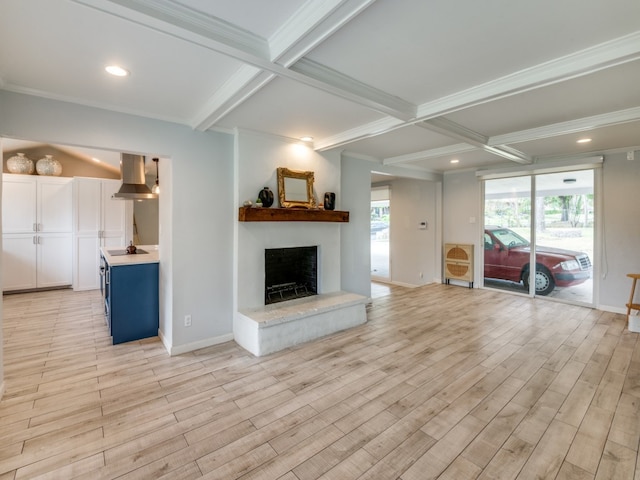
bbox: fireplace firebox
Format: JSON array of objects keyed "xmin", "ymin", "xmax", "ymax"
[{"xmin": 265, "ymin": 246, "xmax": 318, "ymax": 305}]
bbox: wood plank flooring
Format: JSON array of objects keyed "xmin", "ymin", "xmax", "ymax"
[{"xmin": 0, "ymin": 284, "xmax": 639, "ymax": 479}]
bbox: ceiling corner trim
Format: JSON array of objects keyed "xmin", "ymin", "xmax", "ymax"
[
  {"xmin": 314, "ymin": 117, "xmax": 406, "ymax": 151},
  {"xmin": 270, "ymin": 0, "xmax": 376, "ymax": 65},
  {"xmin": 191, "ymin": 65, "xmax": 269, "ymax": 131}
]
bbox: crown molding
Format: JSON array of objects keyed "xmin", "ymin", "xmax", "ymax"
[
  {"xmin": 383, "ymin": 143, "xmax": 477, "ymax": 165},
  {"xmin": 1, "ymin": 83, "xmax": 188, "ymax": 126},
  {"xmin": 489, "ymin": 106, "xmax": 640, "ymax": 146}
]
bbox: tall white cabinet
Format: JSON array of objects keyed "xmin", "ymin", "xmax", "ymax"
[
  {"xmin": 2, "ymin": 174, "xmax": 74, "ymax": 291},
  {"xmin": 73, "ymin": 178, "xmax": 133, "ymax": 290}
]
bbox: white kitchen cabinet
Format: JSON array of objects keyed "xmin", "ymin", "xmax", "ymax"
[
  {"xmin": 3, "ymin": 174, "xmax": 72, "ymax": 234},
  {"xmin": 73, "ymin": 178, "xmax": 133, "ymax": 290},
  {"xmin": 2, "ymin": 174, "xmax": 73, "ymax": 291}
]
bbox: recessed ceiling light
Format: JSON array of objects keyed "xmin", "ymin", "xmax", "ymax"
[
  {"xmin": 105, "ymin": 65, "xmax": 129, "ymax": 77},
  {"xmin": 300, "ymin": 136, "xmax": 313, "ymax": 142},
  {"xmin": 450, "ymin": 159, "xmax": 459, "ymax": 164},
  {"xmin": 576, "ymin": 138, "xmax": 592, "ymax": 144}
]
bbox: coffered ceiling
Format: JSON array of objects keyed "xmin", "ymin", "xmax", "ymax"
[{"xmin": 1, "ymin": 0, "xmax": 639, "ymax": 173}]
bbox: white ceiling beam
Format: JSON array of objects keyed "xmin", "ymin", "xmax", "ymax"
[
  {"xmin": 190, "ymin": 66, "xmax": 273, "ymax": 130},
  {"xmin": 415, "ymin": 31, "xmax": 640, "ymax": 121},
  {"xmin": 489, "ymin": 106, "xmax": 640, "ymax": 146},
  {"xmin": 419, "ymin": 118, "xmax": 531, "ymax": 164},
  {"xmin": 271, "ymin": 0, "xmax": 377, "ymax": 65},
  {"xmin": 315, "ymin": 32, "xmax": 640, "ymax": 152},
  {"xmin": 314, "ymin": 117, "xmax": 406, "ymax": 151},
  {"xmin": 289, "ymin": 59, "xmax": 416, "ymax": 120},
  {"xmin": 193, "ymin": 0, "xmax": 380, "ymax": 130},
  {"xmin": 75, "ymin": 0, "xmax": 418, "ymax": 128},
  {"xmin": 383, "ymin": 144, "xmax": 477, "ymax": 166}
]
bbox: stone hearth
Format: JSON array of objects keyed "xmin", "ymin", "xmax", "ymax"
[{"xmin": 235, "ymin": 291, "xmax": 368, "ymax": 356}]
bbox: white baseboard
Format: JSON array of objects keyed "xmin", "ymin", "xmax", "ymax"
[
  {"xmin": 167, "ymin": 333, "xmax": 235, "ymax": 356},
  {"xmin": 596, "ymin": 304, "xmax": 627, "ymax": 315},
  {"xmin": 390, "ymin": 280, "xmax": 420, "ymax": 288}
]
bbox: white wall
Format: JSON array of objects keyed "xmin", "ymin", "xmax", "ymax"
[
  {"xmin": 0, "ymin": 91, "xmax": 234, "ymax": 356},
  {"xmin": 600, "ymin": 151, "xmax": 640, "ymax": 311},
  {"xmin": 234, "ymin": 131, "xmax": 342, "ymax": 310},
  {"xmin": 388, "ymin": 177, "xmax": 439, "ymax": 286},
  {"xmin": 442, "ymin": 169, "xmax": 483, "ymax": 286}
]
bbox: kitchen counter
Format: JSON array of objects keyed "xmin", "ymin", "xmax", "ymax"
[
  {"xmin": 100, "ymin": 244, "xmax": 159, "ymax": 344},
  {"xmin": 100, "ymin": 244, "xmax": 159, "ymax": 266}
]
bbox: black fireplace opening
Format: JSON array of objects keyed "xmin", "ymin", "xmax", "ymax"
[{"xmin": 265, "ymin": 246, "xmax": 318, "ymax": 305}]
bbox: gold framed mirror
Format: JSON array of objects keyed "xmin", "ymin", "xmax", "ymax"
[{"xmin": 277, "ymin": 167, "xmax": 316, "ymax": 208}]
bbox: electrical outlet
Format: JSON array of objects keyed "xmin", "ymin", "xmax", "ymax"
[
  {"xmin": 419, "ymin": 272, "xmax": 423, "ymax": 279},
  {"xmin": 184, "ymin": 314, "xmax": 192, "ymax": 327}
]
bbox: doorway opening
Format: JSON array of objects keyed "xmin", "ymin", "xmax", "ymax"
[{"xmin": 371, "ymin": 186, "xmax": 390, "ymax": 281}]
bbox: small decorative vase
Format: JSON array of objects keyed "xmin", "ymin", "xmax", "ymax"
[
  {"xmin": 323, "ymin": 192, "xmax": 336, "ymax": 211},
  {"xmin": 258, "ymin": 187, "xmax": 274, "ymax": 207},
  {"xmin": 36, "ymin": 155, "xmax": 62, "ymax": 176},
  {"xmin": 6, "ymin": 152, "xmax": 35, "ymax": 174}
]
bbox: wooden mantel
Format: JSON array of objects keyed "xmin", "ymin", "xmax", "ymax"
[{"xmin": 238, "ymin": 207, "xmax": 349, "ymax": 222}]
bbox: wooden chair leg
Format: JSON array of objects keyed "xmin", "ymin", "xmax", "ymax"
[{"xmin": 627, "ymin": 277, "xmax": 638, "ymax": 316}]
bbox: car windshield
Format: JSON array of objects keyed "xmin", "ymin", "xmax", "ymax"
[{"xmin": 492, "ymin": 228, "xmax": 529, "ymax": 248}]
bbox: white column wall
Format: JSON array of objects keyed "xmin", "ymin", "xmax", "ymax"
[{"xmin": 234, "ymin": 131, "xmax": 342, "ymax": 310}]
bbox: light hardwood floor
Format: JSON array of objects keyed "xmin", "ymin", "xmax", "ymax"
[{"xmin": 1, "ymin": 285, "xmax": 639, "ymax": 479}]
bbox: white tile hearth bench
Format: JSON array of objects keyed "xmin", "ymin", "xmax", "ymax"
[{"xmin": 235, "ymin": 291, "xmax": 369, "ymax": 356}]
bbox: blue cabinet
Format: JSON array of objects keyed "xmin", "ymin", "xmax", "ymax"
[{"xmin": 104, "ymin": 258, "xmax": 159, "ymax": 344}]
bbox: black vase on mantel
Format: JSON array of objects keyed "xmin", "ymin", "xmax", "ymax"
[
  {"xmin": 258, "ymin": 187, "xmax": 274, "ymax": 207},
  {"xmin": 323, "ymin": 192, "xmax": 336, "ymax": 211}
]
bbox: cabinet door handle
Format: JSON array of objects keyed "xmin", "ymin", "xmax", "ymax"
[
  {"xmin": 33, "ymin": 223, "xmax": 37, "ymax": 232},
  {"xmin": 106, "ymin": 270, "xmax": 110, "ymax": 285},
  {"xmin": 38, "ymin": 236, "xmax": 42, "ymax": 244},
  {"xmin": 33, "ymin": 236, "xmax": 37, "ymax": 244}
]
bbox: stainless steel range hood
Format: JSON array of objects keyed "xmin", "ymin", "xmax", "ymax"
[{"xmin": 113, "ymin": 153, "xmax": 158, "ymax": 200}]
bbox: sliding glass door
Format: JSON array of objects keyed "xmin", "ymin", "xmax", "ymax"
[
  {"xmin": 534, "ymin": 171, "xmax": 593, "ymax": 304},
  {"xmin": 484, "ymin": 176, "xmax": 532, "ymax": 295},
  {"xmin": 483, "ymin": 169, "xmax": 594, "ymax": 305}
]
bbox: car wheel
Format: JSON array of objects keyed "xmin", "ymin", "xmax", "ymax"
[{"xmin": 522, "ymin": 265, "xmax": 555, "ymax": 296}]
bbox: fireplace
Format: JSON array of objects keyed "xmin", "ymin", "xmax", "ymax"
[{"xmin": 265, "ymin": 246, "xmax": 318, "ymax": 305}]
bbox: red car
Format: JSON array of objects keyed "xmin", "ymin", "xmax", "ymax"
[{"xmin": 484, "ymin": 226, "xmax": 592, "ymax": 295}]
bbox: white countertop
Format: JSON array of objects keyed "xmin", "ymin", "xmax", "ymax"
[{"xmin": 100, "ymin": 245, "xmax": 159, "ymax": 266}]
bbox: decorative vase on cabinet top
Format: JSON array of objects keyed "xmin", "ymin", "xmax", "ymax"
[
  {"xmin": 6, "ymin": 152, "xmax": 35, "ymax": 174},
  {"xmin": 36, "ymin": 155, "xmax": 62, "ymax": 176}
]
